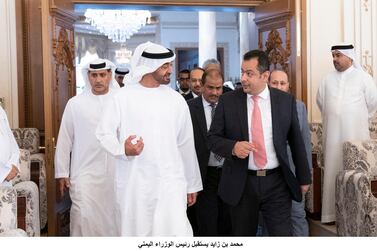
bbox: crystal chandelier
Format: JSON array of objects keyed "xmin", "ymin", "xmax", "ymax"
[{"xmin": 84, "ymin": 9, "xmax": 151, "ymax": 43}]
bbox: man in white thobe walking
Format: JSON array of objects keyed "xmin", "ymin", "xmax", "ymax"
[
  {"xmin": 0, "ymin": 106, "xmax": 19, "ymax": 187},
  {"xmin": 96, "ymin": 41, "xmax": 203, "ymax": 236},
  {"xmin": 316, "ymin": 43, "xmax": 377, "ymax": 223},
  {"xmin": 55, "ymin": 58, "xmax": 119, "ymax": 236}
]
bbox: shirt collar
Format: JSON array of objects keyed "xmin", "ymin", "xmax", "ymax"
[
  {"xmin": 178, "ymin": 88, "xmax": 191, "ymax": 95},
  {"xmin": 246, "ymin": 84, "xmax": 269, "ymax": 100},
  {"xmin": 202, "ymin": 96, "xmax": 216, "ymax": 107}
]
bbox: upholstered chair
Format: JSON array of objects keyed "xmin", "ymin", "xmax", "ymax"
[
  {"xmin": 336, "ymin": 140, "xmax": 377, "ymax": 236},
  {"xmin": 305, "ymin": 123, "xmax": 324, "ymax": 219},
  {"xmin": 0, "ymin": 187, "xmax": 27, "ymax": 237},
  {"xmin": 11, "ymin": 149, "xmax": 41, "ymax": 236},
  {"xmin": 12, "ymin": 128, "xmax": 47, "ymax": 229}
]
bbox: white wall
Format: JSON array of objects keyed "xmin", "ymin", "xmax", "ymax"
[
  {"xmin": 306, "ymin": 0, "xmax": 343, "ymax": 122},
  {"xmin": 248, "ymin": 12, "xmax": 259, "ymax": 50},
  {"xmin": 0, "ymin": 0, "xmax": 18, "ymax": 127},
  {"xmin": 159, "ymin": 11, "xmax": 240, "ymax": 87}
]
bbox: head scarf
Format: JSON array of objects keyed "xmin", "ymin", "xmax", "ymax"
[
  {"xmin": 81, "ymin": 58, "xmax": 120, "ymax": 92},
  {"xmin": 331, "ymin": 43, "xmax": 362, "ymax": 70},
  {"xmin": 123, "ymin": 41, "xmax": 175, "ymax": 84},
  {"xmin": 115, "ymin": 67, "xmax": 130, "ymax": 76}
]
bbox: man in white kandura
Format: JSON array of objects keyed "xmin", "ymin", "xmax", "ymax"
[
  {"xmin": 0, "ymin": 106, "xmax": 19, "ymax": 187},
  {"xmin": 55, "ymin": 58, "xmax": 120, "ymax": 236},
  {"xmin": 96, "ymin": 41, "xmax": 203, "ymax": 236},
  {"xmin": 316, "ymin": 43, "xmax": 377, "ymax": 223}
]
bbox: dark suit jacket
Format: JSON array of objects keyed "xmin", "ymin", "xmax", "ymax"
[
  {"xmin": 183, "ymin": 92, "xmax": 194, "ymax": 101},
  {"xmin": 208, "ymin": 87, "xmax": 311, "ymax": 206},
  {"xmin": 188, "ymin": 96, "xmax": 211, "ymax": 180},
  {"xmin": 176, "ymin": 89, "xmax": 194, "ymax": 101}
]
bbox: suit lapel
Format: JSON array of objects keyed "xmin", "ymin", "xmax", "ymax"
[
  {"xmin": 193, "ymin": 97, "xmax": 208, "ymax": 138},
  {"xmin": 237, "ymin": 89, "xmax": 249, "ymax": 140},
  {"xmin": 269, "ymin": 87, "xmax": 280, "ymax": 140}
]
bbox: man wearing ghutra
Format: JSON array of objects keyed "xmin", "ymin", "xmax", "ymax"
[
  {"xmin": 316, "ymin": 43, "xmax": 377, "ymax": 223},
  {"xmin": 114, "ymin": 67, "xmax": 129, "ymax": 87},
  {"xmin": 96, "ymin": 41, "xmax": 203, "ymax": 236},
  {"xmin": 55, "ymin": 58, "xmax": 120, "ymax": 236}
]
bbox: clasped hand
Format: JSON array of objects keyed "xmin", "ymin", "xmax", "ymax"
[{"xmin": 124, "ymin": 135, "xmax": 144, "ymax": 156}]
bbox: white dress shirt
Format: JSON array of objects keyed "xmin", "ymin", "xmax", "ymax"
[
  {"xmin": 202, "ymin": 96, "xmax": 224, "ymax": 167},
  {"xmin": 178, "ymin": 88, "xmax": 191, "ymax": 96},
  {"xmin": 247, "ymin": 85, "xmax": 279, "ymax": 170}
]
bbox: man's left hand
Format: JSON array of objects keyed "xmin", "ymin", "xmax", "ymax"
[
  {"xmin": 300, "ymin": 184, "xmax": 310, "ymax": 194},
  {"xmin": 187, "ymin": 192, "xmax": 198, "ymax": 207}
]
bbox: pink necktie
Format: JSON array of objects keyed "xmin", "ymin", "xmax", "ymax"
[{"xmin": 251, "ymin": 96, "xmax": 267, "ymax": 169}]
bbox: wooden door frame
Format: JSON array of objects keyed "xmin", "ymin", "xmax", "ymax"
[
  {"xmin": 43, "ymin": 0, "xmax": 309, "ymax": 236},
  {"xmin": 42, "ymin": 0, "xmax": 77, "ymax": 236},
  {"xmin": 41, "ymin": 0, "xmax": 55, "ymax": 236}
]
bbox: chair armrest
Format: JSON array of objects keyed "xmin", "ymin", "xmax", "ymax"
[
  {"xmin": 14, "ymin": 181, "xmax": 40, "ymax": 236},
  {"xmin": 30, "ymin": 153, "xmax": 47, "ymax": 229},
  {"xmin": 0, "ymin": 228, "xmax": 27, "ymax": 236},
  {"xmin": 12, "ymin": 149, "xmax": 31, "ymax": 185},
  {"xmin": 343, "ymin": 140, "xmax": 377, "ymax": 173},
  {"xmin": 336, "ymin": 169, "xmax": 377, "ymax": 236},
  {"xmin": 0, "ymin": 187, "xmax": 17, "ymax": 234}
]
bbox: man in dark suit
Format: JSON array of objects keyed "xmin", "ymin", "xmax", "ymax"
[
  {"xmin": 208, "ymin": 50, "xmax": 311, "ymax": 236},
  {"xmin": 177, "ymin": 69, "xmax": 194, "ymax": 100},
  {"xmin": 188, "ymin": 69, "xmax": 231, "ymax": 236}
]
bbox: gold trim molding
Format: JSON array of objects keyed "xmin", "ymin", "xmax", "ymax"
[
  {"xmin": 362, "ymin": 50, "xmax": 373, "ymax": 76},
  {"xmin": 264, "ymin": 29, "xmax": 290, "ymax": 73},
  {"xmin": 53, "ymin": 28, "xmax": 74, "ymax": 71},
  {"xmin": 363, "ymin": 0, "xmax": 369, "ymax": 12}
]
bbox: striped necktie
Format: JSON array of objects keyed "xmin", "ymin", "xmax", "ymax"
[{"xmin": 210, "ymin": 103, "xmax": 223, "ymax": 162}]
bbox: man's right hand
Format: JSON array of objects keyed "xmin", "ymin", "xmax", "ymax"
[
  {"xmin": 232, "ymin": 141, "xmax": 256, "ymax": 159},
  {"xmin": 58, "ymin": 178, "xmax": 70, "ymax": 199},
  {"xmin": 5, "ymin": 165, "xmax": 18, "ymax": 181},
  {"xmin": 124, "ymin": 135, "xmax": 144, "ymax": 156}
]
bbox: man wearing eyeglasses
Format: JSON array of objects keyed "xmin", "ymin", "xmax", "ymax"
[{"xmin": 177, "ymin": 69, "xmax": 194, "ymax": 100}]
